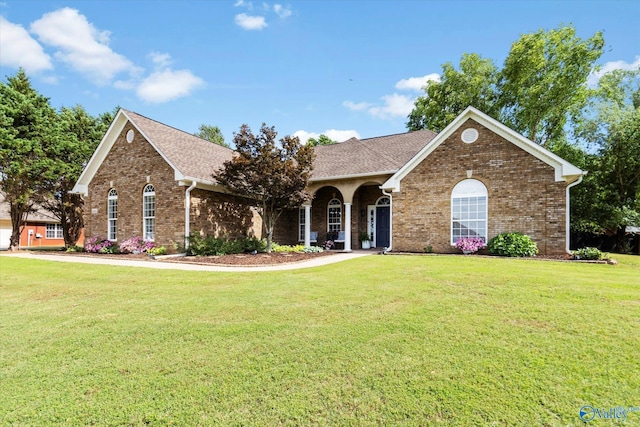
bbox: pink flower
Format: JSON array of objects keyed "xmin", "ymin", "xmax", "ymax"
[{"xmin": 455, "ymin": 237, "xmax": 485, "ymax": 253}]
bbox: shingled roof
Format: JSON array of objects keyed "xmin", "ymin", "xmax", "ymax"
[
  {"xmin": 73, "ymin": 108, "xmax": 438, "ymax": 195},
  {"xmin": 124, "ymin": 110, "xmax": 437, "ymax": 182},
  {"xmin": 122, "ymin": 110, "xmax": 234, "ymax": 182},
  {"xmin": 311, "ymin": 129, "xmax": 437, "ymax": 180}
]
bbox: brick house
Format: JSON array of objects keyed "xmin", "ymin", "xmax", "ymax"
[
  {"xmin": 0, "ymin": 194, "xmax": 84, "ymax": 249},
  {"xmin": 72, "ymin": 107, "xmax": 584, "ymax": 255}
]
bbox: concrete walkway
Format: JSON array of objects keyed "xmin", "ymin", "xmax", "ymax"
[{"xmin": 1, "ymin": 250, "xmax": 373, "ymax": 272}]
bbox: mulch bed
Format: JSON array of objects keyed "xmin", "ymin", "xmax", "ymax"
[
  {"xmin": 29, "ymin": 250, "xmax": 616, "ymax": 266},
  {"xmin": 45, "ymin": 250, "xmax": 337, "ymax": 266},
  {"xmin": 161, "ymin": 251, "xmax": 337, "ymax": 266}
]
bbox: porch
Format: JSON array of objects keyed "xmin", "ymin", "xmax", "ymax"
[{"xmin": 297, "ymin": 184, "xmax": 392, "ymax": 252}]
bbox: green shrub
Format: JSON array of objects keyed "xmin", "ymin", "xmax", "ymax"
[
  {"xmin": 572, "ymin": 247, "xmax": 604, "ymax": 260},
  {"xmin": 147, "ymin": 246, "xmax": 167, "ymax": 256},
  {"xmin": 187, "ymin": 234, "xmax": 266, "ymax": 256},
  {"xmin": 303, "ymin": 246, "xmax": 324, "ymax": 253},
  {"xmin": 272, "ymin": 243, "xmax": 306, "ymax": 253},
  {"xmin": 487, "ymin": 232, "xmax": 538, "ymax": 257}
]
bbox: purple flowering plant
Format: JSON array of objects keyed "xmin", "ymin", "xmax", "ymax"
[
  {"xmin": 84, "ymin": 236, "xmax": 117, "ymax": 254},
  {"xmin": 119, "ymin": 236, "xmax": 155, "ymax": 254},
  {"xmin": 455, "ymin": 237, "xmax": 485, "ymax": 254}
]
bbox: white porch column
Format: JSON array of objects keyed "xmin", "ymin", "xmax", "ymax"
[
  {"xmin": 344, "ymin": 202, "xmax": 352, "ymax": 252},
  {"xmin": 303, "ymin": 204, "xmax": 311, "ymax": 247}
]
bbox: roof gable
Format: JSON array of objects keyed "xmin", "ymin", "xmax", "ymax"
[
  {"xmin": 382, "ymin": 106, "xmax": 585, "ymax": 192},
  {"xmin": 72, "ymin": 109, "xmax": 233, "ymax": 195}
]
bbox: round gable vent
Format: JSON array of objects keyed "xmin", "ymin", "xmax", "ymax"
[
  {"xmin": 126, "ymin": 129, "xmax": 135, "ymax": 143},
  {"xmin": 461, "ymin": 128, "xmax": 479, "ymax": 144}
]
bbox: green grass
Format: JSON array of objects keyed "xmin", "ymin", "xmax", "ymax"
[{"xmin": 1, "ymin": 254, "xmax": 639, "ymax": 426}]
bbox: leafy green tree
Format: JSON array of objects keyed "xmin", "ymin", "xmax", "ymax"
[
  {"xmin": 194, "ymin": 124, "xmax": 228, "ymax": 148},
  {"xmin": 38, "ymin": 105, "xmax": 113, "ymax": 247},
  {"xmin": 407, "ymin": 53, "xmax": 500, "ymax": 132},
  {"xmin": 571, "ymin": 69, "xmax": 640, "ymax": 250},
  {"xmin": 407, "ymin": 26, "xmax": 605, "ymax": 148},
  {"xmin": 214, "ymin": 124, "xmax": 314, "ymax": 253},
  {"xmin": 307, "ymin": 134, "xmax": 338, "ymax": 147},
  {"xmin": 0, "ymin": 69, "xmax": 57, "ymax": 250},
  {"xmin": 499, "ymin": 26, "xmax": 604, "ymax": 147}
]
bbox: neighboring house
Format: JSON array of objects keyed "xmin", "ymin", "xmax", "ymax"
[
  {"xmin": 72, "ymin": 107, "xmax": 584, "ymax": 255},
  {"xmin": 0, "ymin": 194, "xmax": 82, "ymax": 249}
]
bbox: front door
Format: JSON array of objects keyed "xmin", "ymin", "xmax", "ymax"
[{"xmin": 376, "ymin": 205, "xmax": 390, "ymax": 248}]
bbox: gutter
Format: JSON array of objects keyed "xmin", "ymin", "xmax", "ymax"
[
  {"xmin": 184, "ymin": 181, "xmax": 197, "ymax": 250},
  {"xmin": 565, "ymin": 174, "xmax": 585, "ymax": 254},
  {"xmin": 381, "ymin": 187, "xmax": 393, "ymax": 253}
]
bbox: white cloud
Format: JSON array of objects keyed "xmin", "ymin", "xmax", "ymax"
[
  {"xmin": 325, "ymin": 129, "xmax": 360, "ymax": 142},
  {"xmin": 344, "ymin": 73, "xmax": 437, "ymax": 120},
  {"xmin": 149, "ymin": 52, "xmax": 172, "ymax": 68},
  {"xmin": 293, "ymin": 129, "xmax": 360, "ymax": 144},
  {"xmin": 235, "ymin": 13, "xmax": 267, "ymax": 30},
  {"xmin": 367, "ymin": 93, "xmax": 415, "ymax": 120},
  {"xmin": 343, "ymin": 100, "xmax": 372, "ymax": 111},
  {"xmin": 345, "ymin": 94, "xmax": 415, "ymax": 120},
  {"xmin": 29, "ymin": 7, "xmax": 134, "ymax": 84},
  {"xmin": 113, "ymin": 79, "xmax": 136, "ymax": 90},
  {"xmin": 234, "ymin": 0, "xmax": 253, "ymax": 8},
  {"xmin": 0, "ymin": 16, "xmax": 52, "ymax": 73},
  {"xmin": 395, "ymin": 73, "xmax": 440, "ymax": 91},
  {"xmin": 136, "ymin": 69, "xmax": 204, "ymax": 103},
  {"xmin": 274, "ymin": 4, "xmax": 292, "ymax": 18},
  {"xmin": 588, "ymin": 56, "xmax": 640, "ymax": 87}
]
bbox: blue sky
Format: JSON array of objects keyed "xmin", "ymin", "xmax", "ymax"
[{"xmin": 1, "ymin": 0, "xmax": 638, "ymax": 145}]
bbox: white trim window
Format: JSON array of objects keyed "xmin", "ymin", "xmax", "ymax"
[
  {"xmin": 327, "ymin": 198, "xmax": 342, "ymax": 232},
  {"xmin": 107, "ymin": 188, "xmax": 118, "ymax": 241},
  {"xmin": 298, "ymin": 207, "xmax": 305, "ymax": 242},
  {"xmin": 451, "ymin": 179, "xmax": 488, "ymax": 244},
  {"xmin": 143, "ymin": 184, "xmax": 155, "ymax": 241},
  {"xmin": 46, "ymin": 223, "xmax": 63, "ymax": 239}
]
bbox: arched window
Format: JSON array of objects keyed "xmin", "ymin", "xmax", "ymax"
[
  {"xmin": 107, "ymin": 188, "xmax": 118, "ymax": 241},
  {"xmin": 451, "ymin": 179, "xmax": 487, "ymax": 245},
  {"xmin": 143, "ymin": 184, "xmax": 155, "ymax": 241},
  {"xmin": 376, "ymin": 196, "xmax": 390, "ymax": 206},
  {"xmin": 327, "ymin": 198, "xmax": 342, "ymax": 232}
]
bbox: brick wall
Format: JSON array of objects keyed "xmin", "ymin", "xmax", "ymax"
[
  {"xmin": 84, "ymin": 123, "xmax": 261, "ymax": 250},
  {"xmin": 84, "ymin": 124, "xmax": 186, "ymax": 248},
  {"xmin": 190, "ymin": 189, "xmax": 262, "ymax": 239},
  {"xmin": 393, "ymin": 119, "xmax": 567, "ymax": 255}
]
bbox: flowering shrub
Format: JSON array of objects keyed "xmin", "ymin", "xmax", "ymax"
[
  {"xmin": 455, "ymin": 237, "xmax": 485, "ymax": 253},
  {"xmin": 324, "ymin": 240, "xmax": 335, "ymax": 250},
  {"xmin": 84, "ymin": 236, "xmax": 118, "ymax": 254},
  {"xmin": 119, "ymin": 236, "xmax": 155, "ymax": 254}
]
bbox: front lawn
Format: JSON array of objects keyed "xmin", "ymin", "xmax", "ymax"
[{"xmin": 1, "ymin": 254, "xmax": 638, "ymax": 426}]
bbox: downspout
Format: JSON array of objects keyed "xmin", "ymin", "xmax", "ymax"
[
  {"xmin": 381, "ymin": 188, "xmax": 393, "ymax": 253},
  {"xmin": 184, "ymin": 181, "xmax": 197, "ymax": 250},
  {"xmin": 565, "ymin": 174, "xmax": 584, "ymax": 254}
]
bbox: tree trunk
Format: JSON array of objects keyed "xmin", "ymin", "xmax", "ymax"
[
  {"xmin": 8, "ymin": 201, "xmax": 30, "ymax": 251},
  {"xmin": 62, "ymin": 193, "xmax": 84, "ymax": 248}
]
